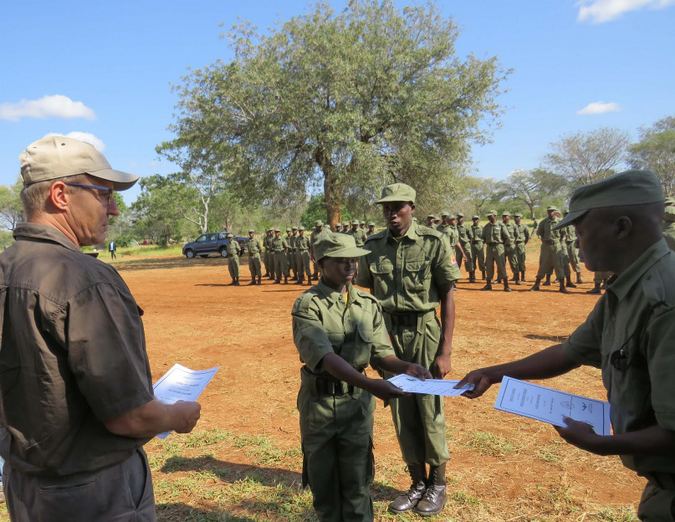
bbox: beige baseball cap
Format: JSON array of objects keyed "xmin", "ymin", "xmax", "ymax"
[{"xmin": 19, "ymin": 135, "xmax": 139, "ymax": 190}]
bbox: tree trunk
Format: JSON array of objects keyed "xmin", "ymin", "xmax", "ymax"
[{"xmin": 316, "ymin": 146, "xmax": 341, "ymax": 228}]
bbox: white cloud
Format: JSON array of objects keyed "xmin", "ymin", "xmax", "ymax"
[
  {"xmin": 578, "ymin": 0, "xmax": 675, "ymax": 23},
  {"xmin": 46, "ymin": 132, "xmax": 106, "ymax": 151},
  {"xmin": 0, "ymin": 95, "xmax": 95, "ymax": 121},
  {"xmin": 577, "ymin": 101, "xmax": 621, "ymax": 115}
]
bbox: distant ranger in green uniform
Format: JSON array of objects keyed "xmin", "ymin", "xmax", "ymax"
[
  {"xmin": 457, "ymin": 213, "xmax": 475, "ymax": 281},
  {"xmin": 459, "ymin": 170, "xmax": 675, "ymax": 521},
  {"xmin": 513, "ymin": 213, "xmax": 530, "ymax": 282},
  {"xmin": 349, "ymin": 219, "xmax": 368, "ymax": 247},
  {"xmin": 263, "ymin": 228, "xmax": 274, "ymax": 279},
  {"xmin": 271, "ymin": 228, "xmax": 289, "ymax": 284},
  {"xmin": 366, "ymin": 222, "xmax": 376, "ymax": 237},
  {"xmin": 663, "ymin": 197, "xmax": 675, "ymax": 251},
  {"xmin": 530, "ymin": 206, "xmax": 569, "ymax": 293},
  {"xmin": 288, "ymin": 227, "xmax": 298, "ymax": 281},
  {"xmin": 470, "ymin": 215, "xmax": 486, "ymax": 280},
  {"xmin": 356, "ymin": 183, "xmax": 460, "ymax": 517},
  {"xmin": 296, "ymin": 226, "xmax": 312, "ymax": 285},
  {"xmin": 246, "ymin": 229, "xmax": 263, "ymax": 285},
  {"xmin": 425, "ymin": 214, "xmax": 436, "ymax": 227},
  {"xmin": 293, "ymin": 232, "xmax": 431, "ymax": 522},
  {"xmin": 501, "ymin": 212, "xmax": 520, "ymax": 284},
  {"xmin": 310, "ymin": 220, "xmax": 324, "ymax": 280},
  {"xmin": 481, "ymin": 210, "xmax": 512, "ymax": 292},
  {"xmin": 226, "ymin": 232, "xmax": 241, "ymax": 286}
]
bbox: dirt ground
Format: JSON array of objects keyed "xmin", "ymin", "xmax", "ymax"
[{"xmin": 1, "ymin": 249, "xmax": 641, "ymax": 521}]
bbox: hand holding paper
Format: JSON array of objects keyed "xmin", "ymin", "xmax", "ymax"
[{"xmin": 387, "ymin": 374, "xmax": 474, "ymax": 397}]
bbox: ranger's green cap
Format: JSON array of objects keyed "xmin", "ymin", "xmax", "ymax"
[
  {"xmin": 314, "ymin": 220, "xmax": 323, "ymax": 227},
  {"xmin": 441, "ymin": 211, "xmax": 450, "ymax": 217},
  {"xmin": 286, "ymin": 227, "xmax": 292, "ymax": 232},
  {"xmin": 274, "ymin": 228, "xmax": 280, "ymax": 232},
  {"xmin": 472, "ymin": 215, "xmax": 479, "ymax": 220},
  {"xmin": 227, "ymin": 233, "xmax": 234, "ymax": 238},
  {"xmin": 376, "ymin": 182, "xmax": 416, "ymax": 204},
  {"xmin": 248, "ymin": 229, "xmax": 255, "ymax": 233},
  {"xmin": 554, "ymin": 169, "xmax": 665, "ymax": 230},
  {"xmin": 368, "ymin": 222, "xmax": 375, "ymax": 227},
  {"xmin": 457, "ymin": 212, "xmax": 464, "ymax": 218},
  {"xmin": 502, "ymin": 211, "xmax": 510, "ymax": 217},
  {"xmin": 486, "ymin": 210, "xmax": 497, "ymax": 216},
  {"xmin": 352, "ymin": 219, "xmax": 360, "ymax": 225},
  {"xmin": 547, "ymin": 206, "xmax": 558, "ymax": 212},
  {"xmin": 360, "ymin": 221, "xmax": 366, "ymax": 225},
  {"xmin": 448, "ymin": 214, "xmax": 457, "ymax": 220},
  {"xmin": 426, "ymin": 214, "xmax": 436, "ymax": 219},
  {"xmin": 342, "ymin": 222, "xmax": 349, "ymax": 228},
  {"xmin": 298, "ymin": 226, "xmax": 305, "ymax": 231},
  {"xmin": 292, "ymin": 226, "xmax": 298, "ymax": 230},
  {"xmin": 665, "ymin": 197, "xmax": 675, "ymax": 207},
  {"xmin": 514, "ymin": 213, "xmax": 522, "ymax": 218},
  {"xmin": 313, "ymin": 232, "xmax": 370, "ymax": 262}
]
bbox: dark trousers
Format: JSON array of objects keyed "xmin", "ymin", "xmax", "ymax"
[
  {"xmin": 638, "ymin": 472, "xmax": 675, "ymax": 521},
  {"xmin": 4, "ymin": 448, "xmax": 156, "ymax": 522}
]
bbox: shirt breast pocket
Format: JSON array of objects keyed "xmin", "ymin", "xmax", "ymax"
[
  {"xmin": 369, "ymin": 260, "xmax": 394, "ymax": 297},
  {"xmin": 403, "ymin": 259, "xmax": 431, "ymax": 292}
]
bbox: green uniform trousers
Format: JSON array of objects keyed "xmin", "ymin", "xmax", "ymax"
[
  {"xmin": 298, "ymin": 371, "xmax": 374, "ymax": 522},
  {"xmin": 515, "ymin": 242, "xmax": 527, "ymax": 272},
  {"xmin": 248, "ymin": 254, "xmax": 262, "ymax": 279},
  {"xmin": 471, "ymin": 242, "xmax": 485, "ymax": 272},
  {"xmin": 385, "ymin": 311, "xmax": 449, "ymax": 467},
  {"xmin": 4, "ymin": 448, "xmax": 156, "ymax": 522},
  {"xmin": 460, "ymin": 241, "xmax": 474, "ymax": 272},
  {"xmin": 566, "ymin": 241, "xmax": 581, "ymax": 274},
  {"xmin": 273, "ymin": 251, "xmax": 288, "ymax": 281},
  {"xmin": 228, "ymin": 255, "xmax": 240, "ymax": 280},
  {"xmin": 485, "ymin": 243, "xmax": 507, "ymax": 282},
  {"xmin": 263, "ymin": 251, "xmax": 271, "ymax": 275},
  {"xmin": 298, "ymin": 251, "xmax": 312, "ymax": 282},
  {"xmin": 536, "ymin": 241, "xmax": 565, "ymax": 280},
  {"xmin": 504, "ymin": 243, "xmax": 519, "ymax": 274},
  {"xmin": 286, "ymin": 251, "xmax": 296, "ymax": 277},
  {"xmin": 637, "ymin": 472, "xmax": 675, "ymax": 521}
]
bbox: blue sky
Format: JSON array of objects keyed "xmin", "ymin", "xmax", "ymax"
[{"xmin": 1, "ymin": 0, "xmax": 674, "ymax": 203}]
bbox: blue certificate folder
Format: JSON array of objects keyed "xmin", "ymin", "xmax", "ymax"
[{"xmin": 495, "ymin": 376, "xmax": 612, "ymax": 436}]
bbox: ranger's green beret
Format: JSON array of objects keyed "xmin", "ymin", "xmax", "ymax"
[
  {"xmin": 313, "ymin": 232, "xmax": 370, "ymax": 262},
  {"xmin": 376, "ymin": 183, "xmax": 416, "ymax": 204},
  {"xmin": 555, "ymin": 170, "xmax": 664, "ymax": 229}
]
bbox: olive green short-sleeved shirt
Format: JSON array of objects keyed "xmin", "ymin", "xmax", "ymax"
[
  {"xmin": 355, "ymin": 223, "xmax": 460, "ymax": 314},
  {"xmin": 562, "ymin": 240, "xmax": 675, "ymax": 474},
  {"xmin": 0, "ymin": 224, "xmax": 154, "ymax": 476},
  {"xmin": 247, "ymin": 238, "xmax": 263, "ymax": 257},
  {"xmin": 292, "ymin": 281, "xmax": 395, "ymax": 373}
]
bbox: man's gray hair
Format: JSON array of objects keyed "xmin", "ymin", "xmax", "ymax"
[{"xmin": 20, "ymin": 174, "xmax": 89, "ymax": 217}]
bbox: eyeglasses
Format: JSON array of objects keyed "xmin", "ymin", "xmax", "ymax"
[{"xmin": 65, "ymin": 182, "xmax": 115, "ymax": 205}]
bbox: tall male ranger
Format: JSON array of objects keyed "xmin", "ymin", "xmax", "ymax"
[
  {"xmin": 356, "ymin": 183, "xmax": 460, "ymax": 516},
  {"xmin": 0, "ymin": 136, "xmax": 201, "ymax": 521}
]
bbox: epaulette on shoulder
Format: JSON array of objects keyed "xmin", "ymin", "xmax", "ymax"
[
  {"xmin": 292, "ymin": 287, "xmax": 321, "ymax": 314},
  {"xmin": 417, "ymin": 224, "xmax": 442, "ymax": 239},
  {"xmin": 354, "ymin": 288, "xmax": 379, "ymax": 304},
  {"xmin": 364, "ymin": 230, "xmax": 386, "ymax": 243}
]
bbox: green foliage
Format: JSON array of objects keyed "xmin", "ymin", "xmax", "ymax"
[
  {"xmin": 300, "ymin": 194, "xmax": 354, "ymax": 228},
  {"xmin": 498, "ymin": 168, "xmax": 567, "ymax": 218},
  {"xmin": 629, "ymin": 116, "xmax": 675, "ymax": 195},
  {"xmin": 0, "ymin": 179, "xmax": 24, "ymax": 230},
  {"xmin": 161, "ymin": 0, "xmax": 507, "ymax": 226},
  {"xmin": 0, "ymin": 229, "xmax": 14, "ymax": 250}
]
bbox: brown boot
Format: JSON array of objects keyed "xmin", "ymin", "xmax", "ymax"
[
  {"xmin": 389, "ymin": 464, "xmax": 427, "ymax": 514},
  {"xmin": 414, "ymin": 463, "xmax": 447, "ymax": 517}
]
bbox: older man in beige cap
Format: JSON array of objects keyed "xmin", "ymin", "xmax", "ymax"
[
  {"xmin": 458, "ymin": 170, "xmax": 675, "ymax": 520},
  {"xmin": 0, "ymin": 135, "xmax": 201, "ymax": 522},
  {"xmin": 356, "ymin": 183, "xmax": 461, "ymax": 516}
]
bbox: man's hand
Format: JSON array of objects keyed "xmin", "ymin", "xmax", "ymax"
[
  {"xmin": 367, "ymin": 379, "xmax": 408, "ymax": 401},
  {"xmin": 455, "ymin": 368, "xmax": 495, "ymax": 399},
  {"xmin": 172, "ymin": 401, "xmax": 201, "ymax": 433},
  {"xmin": 431, "ymin": 353, "xmax": 452, "ymax": 379},
  {"xmin": 553, "ymin": 417, "xmax": 606, "ymax": 455},
  {"xmin": 405, "ymin": 363, "xmax": 432, "ymax": 380}
]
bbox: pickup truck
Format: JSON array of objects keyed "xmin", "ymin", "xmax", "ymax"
[{"xmin": 182, "ymin": 232, "xmax": 249, "ymax": 259}]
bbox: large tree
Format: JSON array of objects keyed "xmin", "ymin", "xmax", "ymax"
[
  {"xmin": 545, "ymin": 128, "xmax": 629, "ymax": 186},
  {"xmin": 0, "ymin": 180, "xmax": 24, "ymax": 230},
  {"xmin": 629, "ymin": 116, "xmax": 675, "ymax": 195},
  {"xmin": 159, "ymin": 0, "xmax": 506, "ymax": 225},
  {"xmin": 499, "ymin": 168, "xmax": 566, "ymax": 218}
]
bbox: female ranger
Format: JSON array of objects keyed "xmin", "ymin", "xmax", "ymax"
[{"xmin": 292, "ymin": 232, "xmax": 430, "ymax": 521}]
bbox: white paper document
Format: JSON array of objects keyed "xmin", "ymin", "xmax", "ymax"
[
  {"xmin": 153, "ymin": 363, "xmax": 219, "ymax": 439},
  {"xmin": 387, "ymin": 374, "xmax": 474, "ymax": 397},
  {"xmin": 494, "ymin": 376, "xmax": 611, "ymax": 435}
]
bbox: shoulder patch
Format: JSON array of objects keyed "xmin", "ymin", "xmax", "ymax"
[
  {"xmin": 292, "ymin": 288, "xmax": 320, "ymax": 314},
  {"xmin": 354, "ymin": 288, "xmax": 379, "ymax": 304},
  {"xmin": 364, "ymin": 230, "xmax": 386, "ymax": 243},
  {"xmin": 417, "ymin": 224, "xmax": 442, "ymax": 238}
]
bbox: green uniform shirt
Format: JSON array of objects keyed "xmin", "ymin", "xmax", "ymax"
[
  {"xmin": 226, "ymin": 238, "xmax": 241, "ymax": 257},
  {"xmin": 437, "ymin": 223, "xmax": 459, "ymax": 247},
  {"xmin": 514, "ymin": 223, "xmax": 531, "ymax": 243},
  {"xmin": 264, "ymin": 234, "xmax": 274, "ymax": 251},
  {"xmin": 564, "ymin": 225, "xmax": 577, "ymax": 243},
  {"xmin": 355, "ymin": 223, "xmax": 460, "ymax": 313},
  {"xmin": 457, "ymin": 224, "xmax": 470, "ymax": 244},
  {"xmin": 296, "ymin": 235, "xmax": 311, "ymax": 251},
  {"xmin": 501, "ymin": 222, "xmax": 518, "ymax": 246},
  {"xmin": 271, "ymin": 236, "xmax": 288, "ymax": 252},
  {"xmin": 537, "ymin": 216, "xmax": 565, "ymax": 242},
  {"xmin": 470, "ymin": 224, "xmax": 484, "ymax": 245},
  {"xmin": 348, "ymin": 228, "xmax": 368, "ymax": 247},
  {"xmin": 482, "ymin": 222, "xmax": 510, "ymax": 244},
  {"xmin": 562, "ymin": 240, "xmax": 675, "ymax": 474},
  {"xmin": 292, "ymin": 281, "xmax": 395, "ymax": 372},
  {"xmin": 288, "ymin": 234, "xmax": 297, "ymax": 251},
  {"xmin": 247, "ymin": 238, "xmax": 263, "ymax": 258}
]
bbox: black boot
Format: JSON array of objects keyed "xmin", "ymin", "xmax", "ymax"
[
  {"xmin": 503, "ymin": 279, "xmax": 512, "ymax": 292},
  {"xmin": 284, "ymin": 275, "xmax": 288, "ymax": 284},
  {"xmin": 257, "ymin": 276, "xmax": 262, "ymax": 285},
  {"xmin": 530, "ymin": 277, "xmax": 541, "ymax": 291},
  {"xmin": 587, "ymin": 283, "xmax": 601, "ymax": 294},
  {"xmin": 248, "ymin": 279, "xmax": 256, "ymax": 285},
  {"xmin": 514, "ymin": 272, "xmax": 520, "ymax": 285},
  {"xmin": 481, "ymin": 281, "xmax": 492, "ymax": 291},
  {"xmin": 481, "ymin": 270, "xmax": 486, "ymax": 280},
  {"xmin": 389, "ymin": 464, "xmax": 427, "ymax": 514},
  {"xmin": 414, "ymin": 463, "xmax": 447, "ymax": 517},
  {"xmin": 559, "ymin": 281, "xmax": 569, "ymax": 294},
  {"xmin": 566, "ymin": 277, "xmax": 577, "ymax": 288},
  {"xmin": 576, "ymin": 272, "xmax": 583, "ymax": 284},
  {"xmin": 521, "ymin": 270, "xmax": 526, "ymax": 282},
  {"xmin": 543, "ymin": 274, "xmax": 551, "ymax": 286},
  {"xmin": 468, "ymin": 270, "xmax": 475, "ymax": 283}
]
